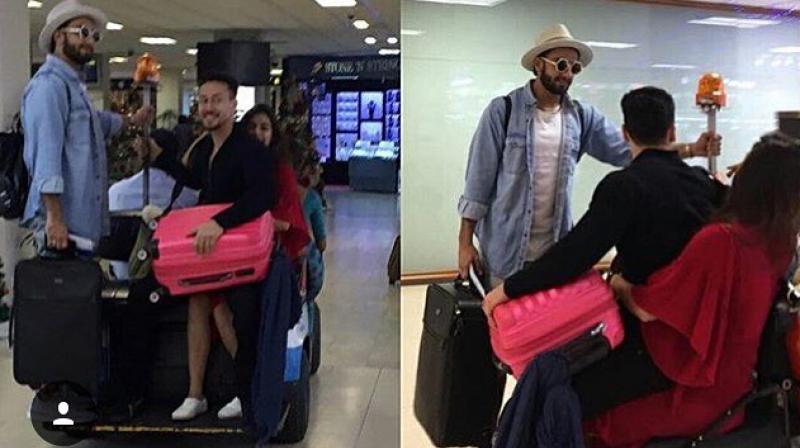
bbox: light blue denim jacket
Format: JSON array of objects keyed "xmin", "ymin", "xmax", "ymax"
[
  {"xmin": 458, "ymin": 84, "xmax": 631, "ymax": 279},
  {"xmin": 21, "ymin": 55, "xmax": 123, "ymax": 244}
]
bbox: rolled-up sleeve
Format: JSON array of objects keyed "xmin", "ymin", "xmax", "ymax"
[
  {"xmin": 23, "ymin": 78, "xmax": 69, "ymax": 195},
  {"xmin": 579, "ymin": 103, "xmax": 631, "ymax": 168},
  {"xmin": 97, "ymin": 111, "xmax": 123, "ymax": 139},
  {"xmin": 458, "ymin": 97, "xmax": 507, "ymax": 221}
]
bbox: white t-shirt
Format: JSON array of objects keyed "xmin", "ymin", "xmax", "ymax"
[
  {"xmin": 526, "ymin": 106, "xmax": 563, "ymax": 261},
  {"xmin": 108, "ymin": 168, "xmax": 198, "ymax": 212},
  {"xmin": 107, "ymin": 168, "xmax": 199, "ymax": 279}
]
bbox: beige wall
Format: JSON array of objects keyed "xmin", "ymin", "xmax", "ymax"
[{"xmin": 0, "ymin": 0, "xmax": 30, "ymax": 300}]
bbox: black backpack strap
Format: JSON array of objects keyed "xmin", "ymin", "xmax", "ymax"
[
  {"xmin": 503, "ymin": 95, "xmax": 512, "ymax": 136},
  {"xmin": 161, "ymin": 182, "xmax": 185, "ymax": 216},
  {"xmin": 11, "ymin": 113, "xmax": 22, "ymax": 134}
]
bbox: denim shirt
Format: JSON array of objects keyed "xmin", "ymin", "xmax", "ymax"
[
  {"xmin": 458, "ymin": 83, "xmax": 631, "ymax": 279},
  {"xmin": 21, "ymin": 55, "xmax": 123, "ymax": 244}
]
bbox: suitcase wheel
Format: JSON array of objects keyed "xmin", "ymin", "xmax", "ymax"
[
  {"xmin": 149, "ymin": 291, "xmax": 161, "ymax": 304},
  {"xmin": 136, "ymin": 249, "xmax": 149, "ymax": 261}
]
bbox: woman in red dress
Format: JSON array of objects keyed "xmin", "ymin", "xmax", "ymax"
[
  {"xmin": 585, "ymin": 133, "xmax": 800, "ymax": 447},
  {"xmin": 241, "ymin": 104, "xmax": 310, "ymax": 260}
]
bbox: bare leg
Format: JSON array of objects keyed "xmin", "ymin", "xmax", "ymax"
[
  {"xmin": 187, "ymin": 294, "xmax": 212, "ymax": 399},
  {"xmin": 213, "ymin": 302, "xmax": 238, "ymax": 358}
]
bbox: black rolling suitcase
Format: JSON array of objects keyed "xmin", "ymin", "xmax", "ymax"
[
  {"xmin": 413, "ymin": 280, "xmax": 506, "ymax": 447},
  {"xmin": 11, "ymin": 257, "xmax": 104, "ymax": 396}
]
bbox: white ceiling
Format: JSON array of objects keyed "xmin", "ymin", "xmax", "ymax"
[
  {"xmin": 28, "ymin": 0, "xmax": 401, "ymax": 70},
  {"xmin": 693, "ymin": 0, "xmax": 799, "ymax": 7},
  {"xmin": 618, "ymin": 0, "xmax": 800, "ymax": 13}
]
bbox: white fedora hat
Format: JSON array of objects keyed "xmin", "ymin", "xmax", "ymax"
[
  {"xmin": 520, "ymin": 24, "xmax": 593, "ymax": 72},
  {"xmin": 38, "ymin": 0, "xmax": 107, "ymax": 54}
]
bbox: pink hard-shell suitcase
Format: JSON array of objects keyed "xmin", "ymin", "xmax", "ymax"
[
  {"xmin": 151, "ymin": 204, "xmax": 275, "ymax": 296},
  {"xmin": 489, "ymin": 271, "xmax": 625, "ymax": 378}
]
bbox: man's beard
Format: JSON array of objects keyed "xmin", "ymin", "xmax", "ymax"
[
  {"xmin": 203, "ymin": 114, "xmax": 225, "ymax": 131},
  {"xmin": 539, "ymin": 71, "xmax": 571, "ymax": 96},
  {"xmin": 63, "ymin": 41, "xmax": 93, "ymax": 65},
  {"xmin": 203, "ymin": 116, "xmax": 222, "ymax": 131}
]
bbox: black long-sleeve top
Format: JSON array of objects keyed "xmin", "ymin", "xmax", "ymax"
[
  {"xmin": 156, "ymin": 127, "xmax": 277, "ymax": 229},
  {"xmin": 504, "ymin": 149, "xmax": 727, "ymax": 298}
]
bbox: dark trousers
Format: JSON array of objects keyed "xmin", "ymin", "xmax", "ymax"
[
  {"xmin": 226, "ymin": 283, "xmax": 262, "ymax": 418},
  {"xmin": 571, "ymin": 309, "xmax": 673, "ymax": 420}
]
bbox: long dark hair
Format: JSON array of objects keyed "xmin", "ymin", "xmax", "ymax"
[
  {"xmin": 716, "ymin": 132, "xmax": 800, "ymax": 259},
  {"xmin": 241, "ymin": 104, "xmax": 288, "ymax": 161}
]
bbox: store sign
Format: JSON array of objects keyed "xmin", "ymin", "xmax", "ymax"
[{"xmin": 284, "ymin": 56, "xmax": 400, "ymax": 81}]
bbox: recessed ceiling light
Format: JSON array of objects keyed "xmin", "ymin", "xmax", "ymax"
[
  {"xmin": 106, "ymin": 22, "xmax": 124, "ymax": 31},
  {"xmin": 379, "ymin": 48, "xmax": 400, "ymax": 56},
  {"xmin": 270, "ymin": 68, "xmax": 283, "ymax": 76},
  {"xmin": 401, "ymin": 29, "xmax": 424, "ymax": 36},
  {"xmin": 450, "ymin": 78, "xmax": 474, "ymax": 87},
  {"xmin": 186, "ymin": 48, "xmax": 198, "ymax": 56},
  {"xmin": 140, "ymin": 37, "xmax": 177, "ymax": 45},
  {"xmin": 771, "ymin": 46, "xmax": 800, "ymax": 54},
  {"xmin": 727, "ymin": 80, "xmax": 756, "ymax": 89},
  {"xmin": 651, "ymin": 63, "xmax": 696, "ymax": 70},
  {"xmin": 387, "ymin": 36, "xmax": 398, "ymax": 44},
  {"xmin": 415, "ymin": 0, "xmax": 507, "ymax": 6},
  {"xmin": 365, "ymin": 36, "xmax": 377, "ymax": 45},
  {"xmin": 353, "ymin": 19, "xmax": 370, "ymax": 30},
  {"xmin": 314, "ymin": 0, "xmax": 357, "ymax": 6},
  {"xmin": 585, "ymin": 41, "xmax": 638, "ymax": 49},
  {"xmin": 688, "ymin": 17, "xmax": 780, "ymax": 29},
  {"xmin": 27, "ymin": 1, "xmax": 42, "ymax": 9},
  {"xmin": 109, "ymin": 57, "xmax": 128, "ymax": 64}
]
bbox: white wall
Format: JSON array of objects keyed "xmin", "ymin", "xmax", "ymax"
[
  {"xmin": 157, "ymin": 68, "xmax": 182, "ymax": 121},
  {"xmin": 400, "ymin": 0, "xmax": 800, "ymax": 274},
  {"xmin": 0, "ymin": 0, "xmax": 30, "ymax": 301}
]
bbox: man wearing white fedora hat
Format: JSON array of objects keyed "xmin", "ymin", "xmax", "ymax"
[
  {"xmin": 22, "ymin": 0, "xmax": 152, "ymax": 252},
  {"xmin": 457, "ymin": 24, "xmax": 720, "ymax": 284}
]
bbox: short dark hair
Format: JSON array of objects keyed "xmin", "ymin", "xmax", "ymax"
[
  {"xmin": 532, "ymin": 49, "xmax": 551, "ymax": 77},
  {"xmin": 49, "ymin": 21, "xmax": 71, "ymax": 53},
  {"xmin": 150, "ymin": 128, "xmax": 179, "ymax": 171},
  {"xmin": 198, "ymin": 72, "xmax": 239, "ymax": 98},
  {"xmin": 621, "ymin": 86, "xmax": 675, "ymax": 147}
]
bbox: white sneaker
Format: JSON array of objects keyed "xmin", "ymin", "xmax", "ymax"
[
  {"xmin": 171, "ymin": 397, "xmax": 208, "ymax": 421},
  {"xmin": 217, "ymin": 396, "xmax": 242, "ymax": 419}
]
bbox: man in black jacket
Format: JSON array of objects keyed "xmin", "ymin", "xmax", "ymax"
[
  {"xmin": 145, "ymin": 73, "xmax": 277, "ymax": 422},
  {"xmin": 483, "ymin": 86, "xmax": 726, "ymax": 417}
]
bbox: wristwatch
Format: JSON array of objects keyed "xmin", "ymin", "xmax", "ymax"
[{"xmin": 681, "ymin": 143, "xmax": 693, "ymax": 158}]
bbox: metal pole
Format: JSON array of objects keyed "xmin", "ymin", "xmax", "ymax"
[
  {"xmin": 142, "ymin": 84, "xmax": 151, "ymax": 208},
  {"xmin": 706, "ymin": 107, "xmax": 717, "ymax": 174}
]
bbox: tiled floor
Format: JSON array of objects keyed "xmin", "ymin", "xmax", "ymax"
[
  {"xmin": 0, "ymin": 188, "xmax": 400, "ymax": 448},
  {"xmin": 400, "ymin": 285, "xmax": 515, "ymax": 448}
]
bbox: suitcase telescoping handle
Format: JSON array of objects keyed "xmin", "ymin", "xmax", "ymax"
[
  {"xmin": 451, "ymin": 265, "xmax": 489, "ymax": 313},
  {"xmin": 469, "ymin": 265, "xmax": 487, "ymax": 299}
]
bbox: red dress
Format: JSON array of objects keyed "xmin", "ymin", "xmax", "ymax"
[
  {"xmin": 584, "ymin": 223, "xmax": 790, "ymax": 447},
  {"xmin": 272, "ymin": 162, "xmax": 311, "ymax": 260}
]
